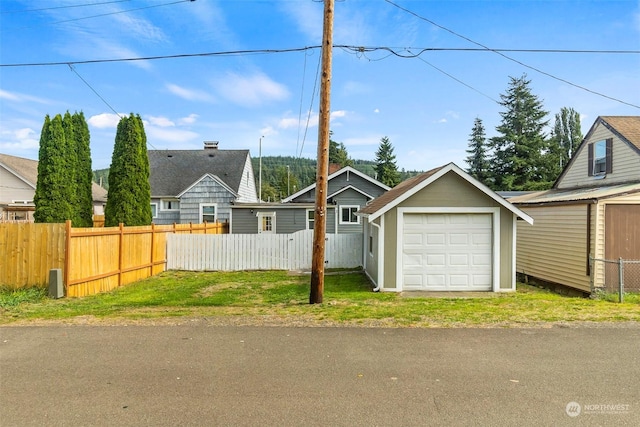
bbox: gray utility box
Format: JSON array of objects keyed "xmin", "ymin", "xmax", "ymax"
[{"xmin": 48, "ymin": 269, "xmax": 64, "ymax": 299}]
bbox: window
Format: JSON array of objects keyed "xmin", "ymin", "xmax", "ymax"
[
  {"xmin": 588, "ymin": 138, "xmax": 612, "ymax": 176},
  {"xmin": 200, "ymin": 204, "xmax": 216, "ymax": 223},
  {"xmin": 368, "ymin": 235, "xmax": 373, "ymax": 255},
  {"xmin": 339, "ymin": 205, "xmax": 360, "ymax": 224},
  {"xmin": 593, "ymin": 140, "xmax": 606, "ymax": 175},
  {"xmin": 150, "ymin": 203, "xmax": 158, "ymax": 218},
  {"xmin": 162, "ymin": 199, "xmax": 180, "ymax": 211},
  {"xmin": 257, "ymin": 212, "xmax": 275, "ymax": 234},
  {"xmin": 306, "ymin": 209, "xmax": 315, "ymax": 230}
]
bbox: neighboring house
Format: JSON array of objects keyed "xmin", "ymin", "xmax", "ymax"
[
  {"xmin": 0, "ymin": 153, "xmax": 107, "ymax": 221},
  {"xmin": 231, "ymin": 165, "xmax": 390, "ymax": 234},
  {"xmin": 148, "ymin": 141, "xmax": 258, "ymax": 225},
  {"xmin": 358, "ymin": 163, "xmax": 533, "ymax": 292},
  {"xmin": 510, "ymin": 116, "xmax": 640, "ymax": 293}
]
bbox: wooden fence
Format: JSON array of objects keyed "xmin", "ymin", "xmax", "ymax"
[
  {"xmin": 167, "ymin": 230, "xmax": 363, "ymax": 271},
  {"xmin": 0, "ymin": 221, "xmax": 228, "ymax": 296}
]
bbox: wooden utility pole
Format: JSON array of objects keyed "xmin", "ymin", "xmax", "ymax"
[{"xmin": 310, "ymin": 0, "xmax": 334, "ymax": 304}]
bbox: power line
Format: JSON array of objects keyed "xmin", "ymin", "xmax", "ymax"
[
  {"xmin": 1, "ymin": 0, "xmax": 132, "ymax": 14},
  {"xmin": 5, "ymin": 0, "xmax": 194, "ymax": 29},
  {"xmin": 383, "ymin": 0, "xmax": 640, "ymax": 109}
]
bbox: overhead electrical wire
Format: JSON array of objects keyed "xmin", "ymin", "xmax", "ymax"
[
  {"xmin": 1, "ymin": 0, "xmax": 132, "ymax": 14},
  {"xmin": 383, "ymin": 0, "xmax": 640, "ymax": 109}
]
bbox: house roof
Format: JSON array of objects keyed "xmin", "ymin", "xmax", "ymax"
[
  {"xmin": 0, "ymin": 153, "xmax": 107, "ymax": 202},
  {"xmin": 281, "ymin": 165, "xmax": 390, "ymax": 203},
  {"xmin": 359, "ymin": 163, "xmax": 533, "ymax": 224},
  {"xmin": 508, "ymin": 182, "xmax": 640, "ymax": 205},
  {"xmin": 148, "ymin": 149, "xmax": 250, "ymax": 197}
]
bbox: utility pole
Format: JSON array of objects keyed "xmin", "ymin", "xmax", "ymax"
[
  {"xmin": 310, "ymin": 0, "xmax": 334, "ymax": 304},
  {"xmin": 259, "ymin": 135, "xmax": 264, "ymax": 203}
]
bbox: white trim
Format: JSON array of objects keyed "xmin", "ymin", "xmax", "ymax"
[
  {"xmin": 366, "ymin": 163, "xmax": 533, "ymax": 225},
  {"xmin": 177, "ymin": 173, "xmax": 238, "ymax": 198},
  {"xmin": 339, "ymin": 205, "xmax": 361, "ymax": 225},
  {"xmin": 282, "ymin": 166, "xmax": 390, "ymax": 202},
  {"xmin": 511, "ymin": 214, "xmax": 517, "ymax": 291},
  {"xmin": 395, "ymin": 207, "xmax": 501, "ymax": 292},
  {"xmin": 199, "ymin": 203, "xmax": 217, "ymax": 223},
  {"xmin": 160, "ymin": 199, "xmax": 180, "ymax": 211},
  {"xmin": 378, "ymin": 215, "xmax": 386, "ymax": 291},
  {"xmin": 305, "ymin": 208, "xmax": 314, "ymax": 230},
  {"xmin": 150, "ymin": 203, "xmax": 158, "ymax": 218},
  {"xmin": 257, "ymin": 211, "xmax": 276, "ymax": 234}
]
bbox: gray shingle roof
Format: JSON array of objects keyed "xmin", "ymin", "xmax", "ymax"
[{"xmin": 148, "ymin": 149, "xmax": 250, "ymax": 197}]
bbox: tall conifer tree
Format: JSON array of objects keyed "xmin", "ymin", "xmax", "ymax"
[
  {"xmin": 105, "ymin": 114, "xmax": 152, "ymax": 226},
  {"xmin": 465, "ymin": 118, "xmax": 490, "ymax": 186},
  {"xmin": 374, "ymin": 136, "xmax": 401, "ymax": 187},
  {"xmin": 489, "ymin": 74, "xmax": 550, "ymax": 190},
  {"xmin": 34, "ymin": 114, "xmax": 76, "ymax": 223},
  {"xmin": 72, "ymin": 112, "xmax": 95, "ymax": 227}
]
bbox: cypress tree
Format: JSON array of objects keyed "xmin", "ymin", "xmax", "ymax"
[
  {"xmin": 72, "ymin": 112, "xmax": 94, "ymax": 227},
  {"xmin": 34, "ymin": 114, "xmax": 75, "ymax": 223},
  {"xmin": 105, "ymin": 114, "xmax": 152, "ymax": 227}
]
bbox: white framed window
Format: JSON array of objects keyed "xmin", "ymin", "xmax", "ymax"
[
  {"xmin": 161, "ymin": 199, "xmax": 180, "ymax": 211},
  {"xmin": 306, "ymin": 209, "xmax": 315, "ymax": 230},
  {"xmin": 593, "ymin": 140, "xmax": 606, "ymax": 175},
  {"xmin": 200, "ymin": 204, "xmax": 216, "ymax": 223},
  {"xmin": 339, "ymin": 205, "xmax": 360, "ymax": 224},
  {"xmin": 257, "ymin": 212, "xmax": 276, "ymax": 234},
  {"xmin": 150, "ymin": 203, "xmax": 158, "ymax": 218}
]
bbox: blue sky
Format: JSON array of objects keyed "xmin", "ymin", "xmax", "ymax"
[{"xmin": 1, "ymin": 0, "xmax": 639, "ymax": 171}]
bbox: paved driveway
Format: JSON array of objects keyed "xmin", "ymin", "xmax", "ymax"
[{"xmin": 1, "ymin": 323, "xmax": 639, "ymax": 426}]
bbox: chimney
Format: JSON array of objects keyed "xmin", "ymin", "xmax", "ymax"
[{"xmin": 204, "ymin": 141, "xmax": 219, "ymax": 149}]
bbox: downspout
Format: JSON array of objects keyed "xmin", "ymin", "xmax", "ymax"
[{"xmin": 370, "ymin": 220, "xmax": 382, "ymax": 292}]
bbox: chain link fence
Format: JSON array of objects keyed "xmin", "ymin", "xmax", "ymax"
[{"xmin": 590, "ymin": 257, "xmax": 640, "ymax": 302}]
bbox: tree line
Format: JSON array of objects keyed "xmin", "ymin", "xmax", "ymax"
[{"xmin": 465, "ymin": 74, "xmax": 583, "ymax": 191}]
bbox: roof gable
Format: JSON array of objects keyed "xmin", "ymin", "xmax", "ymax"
[
  {"xmin": 553, "ymin": 116, "xmax": 640, "ymax": 188},
  {"xmin": 176, "ymin": 173, "xmax": 238, "ymax": 198},
  {"xmin": 359, "ymin": 163, "xmax": 533, "ymax": 224},
  {"xmin": 282, "ymin": 166, "xmax": 390, "ymax": 203},
  {"xmin": 148, "ymin": 149, "xmax": 250, "ymax": 197}
]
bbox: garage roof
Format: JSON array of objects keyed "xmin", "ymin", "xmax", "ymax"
[{"xmin": 358, "ymin": 163, "xmax": 533, "ymax": 224}]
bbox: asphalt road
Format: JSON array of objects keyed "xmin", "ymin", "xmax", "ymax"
[{"xmin": 1, "ymin": 323, "xmax": 639, "ymax": 426}]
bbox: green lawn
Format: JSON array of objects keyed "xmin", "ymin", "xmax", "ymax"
[{"xmin": 1, "ymin": 270, "xmax": 639, "ymax": 327}]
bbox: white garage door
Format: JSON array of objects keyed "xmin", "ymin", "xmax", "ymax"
[{"xmin": 402, "ymin": 213, "xmax": 493, "ymax": 291}]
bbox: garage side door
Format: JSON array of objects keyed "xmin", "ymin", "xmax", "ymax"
[{"xmin": 402, "ymin": 213, "xmax": 492, "ymax": 291}]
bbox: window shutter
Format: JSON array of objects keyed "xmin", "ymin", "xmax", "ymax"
[
  {"xmin": 587, "ymin": 143, "xmax": 594, "ymax": 176},
  {"xmin": 605, "ymin": 138, "xmax": 613, "ymax": 174}
]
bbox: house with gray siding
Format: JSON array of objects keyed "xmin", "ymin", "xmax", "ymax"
[
  {"xmin": 149, "ymin": 142, "xmax": 258, "ymax": 225},
  {"xmin": 231, "ymin": 166, "xmax": 389, "ymax": 234}
]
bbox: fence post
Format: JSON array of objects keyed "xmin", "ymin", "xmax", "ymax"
[
  {"xmin": 618, "ymin": 257, "xmax": 624, "ymax": 303},
  {"xmin": 118, "ymin": 223, "xmax": 124, "ymax": 287}
]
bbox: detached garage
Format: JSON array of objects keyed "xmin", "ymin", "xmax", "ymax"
[{"xmin": 359, "ymin": 163, "xmax": 533, "ymax": 292}]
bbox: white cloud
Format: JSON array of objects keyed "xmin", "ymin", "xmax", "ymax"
[
  {"xmin": 331, "ymin": 110, "xmax": 348, "ymax": 120},
  {"xmin": 278, "ymin": 117, "xmax": 300, "ymax": 129},
  {"xmin": 145, "ymin": 126, "xmax": 199, "ymax": 144},
  {"xmin": 178, "ymin": 114, "xmax": 199, "ymax": 125},
  {"xmin": 214, "ymin": 72, "xmax": 289, "ymax": 107},
  {"xmin": 87, "ymin": 113, "xmax": 123, "ymax": 129},
  {"xmin": 0, "ymin": 89, "xmax": 51, "ymax": 104},
  {"xmin": 374, "ymin": 109, "xmax": 380, "ymax": 114},
  {"xmin": 146, "ymin": 116, "xmax": 175, "ymax": 128},
  {"xmin": 0, "ymin": 127, "xmax": 39, "ymax": 152},
  {"xmin": 166, "ymin": 84, "xmax": 215, "ymax": 102}
]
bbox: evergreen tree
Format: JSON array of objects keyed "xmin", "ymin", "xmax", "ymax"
[
  {"xmin": 489, "ymin": 74, "xmax": 550, "ymax": 190},
  {"xmin": 72, "ymin": 112, "xmax": 95, "ymax": 227},
  {"xmin": 105, "ymin": 114, "xmax": 152, "ymax": 227},
  {"xmin": 334, "ymin": 142, "xmax": 353, "ymax": 168},
  {"xmin": 374, "ymin": 136, "xmax": 401, "ymax": 187},
  {"xmin": 465, "ymin": 118, "xmax": 490, "ymax": 186},
  {"xmin": 547, "ymin": 107, "xmax": 583, "ymax": 180},
  {"xmin": 34, "ymin": 114, "xmax": 76, "ymax": 223}
]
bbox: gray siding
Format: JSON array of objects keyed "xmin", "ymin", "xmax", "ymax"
[
  {"xmin": 152, "ymin": 198, "xmax": 180, "ymax": 225},
  {"xmin": 0, "ymin": 167, "xmax": 34, "ymax": 204},
  {"xmin": 335, "ymin": 188, "xmax": 369, "ymax": 234},
  {"xmin": 231, "ymin": 207, "xmax": 337, "ymax": 234},
  {"xmin": 291, "ymin": 170, "xmax": 387, "ymax": 203},
  {"xmin": 180, "ymin": 176, "xmax": 235, "ymax": 223}
]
